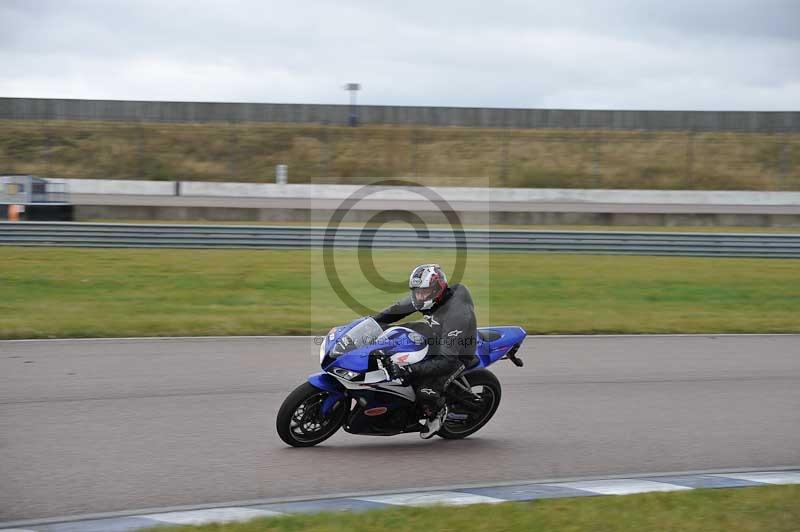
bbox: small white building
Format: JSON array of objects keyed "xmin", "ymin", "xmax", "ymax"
[{"xmin": 1, "ymin": 175, "xmax": 70, "ymax": 205}]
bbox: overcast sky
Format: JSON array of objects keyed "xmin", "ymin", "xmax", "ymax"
[{"xmin": 1, "ymin": 0, "xmax": 798, "ymax": 110}]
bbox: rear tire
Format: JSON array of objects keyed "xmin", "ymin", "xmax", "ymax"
[
  {"xmin": 276, "ymin": 382, "xmax": 346, "ymax": 447},
  {"xmin": 437, "ymin": 369, "xmax": 501, "ymax": 439}
]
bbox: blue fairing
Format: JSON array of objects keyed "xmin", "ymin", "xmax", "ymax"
[
  {"xmin": 476, "ymin": 326, "xmax": 527, "ymax": 367},
  {"xmin": 307, "ymin": 372, "xmax": 345, "ymax": 416},
  {"xmin": 308, "ymin": 372, "xmax": 345, "ymax": 393},
  {"xmin": 328, "ymin": 349, "xmax": 371, "ymax": 372}
]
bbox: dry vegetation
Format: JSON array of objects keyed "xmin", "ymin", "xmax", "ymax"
[{"xmin": 1, "ymin": 120, "xmax": 798, "ymax": 190}]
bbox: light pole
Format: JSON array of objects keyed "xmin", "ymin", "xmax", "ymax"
[{"xmin": 344, "ymin": 83, "xmax": 361, "ymax": 126}]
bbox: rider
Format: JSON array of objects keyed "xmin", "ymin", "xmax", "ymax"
[{"xmin": 372, "ymin": 264, "xmax": 478, "ymax": 438}]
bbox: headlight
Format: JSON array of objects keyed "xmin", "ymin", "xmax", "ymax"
[
  {"xmin": 319, "ymin": 328, "xmax": 336, "ymax": 363},
  {"xmin": 333, "ymin": 368, "xmax": 361, "ymax": 380}
]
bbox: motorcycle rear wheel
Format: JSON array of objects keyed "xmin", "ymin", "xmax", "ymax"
[
  {"xmin": 276, "ymin": 382, "xmax": 346, "ymax": 447},
  {"xmin": 438, "ymin": 369, "xmax": 501, "ymax": 439}
]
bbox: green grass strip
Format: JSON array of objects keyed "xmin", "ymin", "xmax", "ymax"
[
  {"xmin": 1, "ymin": 247, "xmax": 799, "ymax": 339},
  {"xmin": 144, "ymin": 485, "xmax": 800, "ymax": 532}
]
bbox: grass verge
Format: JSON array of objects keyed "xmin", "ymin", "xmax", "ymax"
[
  {"xmin": 1, "ymin": 247, "xmax": 798, "ymax": 339},
  {"xmin": 144, "ymin": 485, "xmax": 800, "ymax": 532}
]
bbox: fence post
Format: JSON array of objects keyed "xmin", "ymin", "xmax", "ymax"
[
  {"xmin": 44, "ymin": 127, "xmax": 53, "ymax": 177},
  {"xmin": 228, "ymin": 122, "xmax": 238, "ymax": 180},
  {"xmin": 592, "ymin": 133, "xmax": 601, "ymax": 186},
  {"xmin": 319, "ymin": 123, "xmax": 329, "ymax": 178},
  {"xmin": 685, "ymin": 130, "xmax": 695, "ymax": 188},
  {"xmin": 500, "ymin": 129, "xmax": 510, "ymax": 183},
  {"xmin": 136, "ymin": 121, "xmax": 145, "ymax": 179},
  {"xmin": 778, "ymin": 135, "xmax": 789, "ymax": 190},
  {"xmin": 410, "ymin": 128, "xmax": 417, "ymax": 177},
  {"xmin": 276, "ymin": 164, "xmax": 288, "ymax": 184}
]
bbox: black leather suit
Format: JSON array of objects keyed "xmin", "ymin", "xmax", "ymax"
[{"xmin": 372, "ymin": 284, "xmax": 478, "ymax": 416}]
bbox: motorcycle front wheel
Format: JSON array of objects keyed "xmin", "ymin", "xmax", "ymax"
[{"xmin": 276, "ymin": 382, "xmax": 346, "ymax": 447}]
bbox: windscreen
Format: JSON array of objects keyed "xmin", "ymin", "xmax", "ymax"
[{"xmin": 331, "ymin": 318, "xmax": 383, "ymax": 357}]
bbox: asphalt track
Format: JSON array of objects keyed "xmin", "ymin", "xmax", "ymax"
[
  {"xmin": 1, "ymin": 335, "xmax": 798, "ymax": 521},
  {"xmin": 71, "ymin": 194, "xmax": 800, "ymax": 214}
]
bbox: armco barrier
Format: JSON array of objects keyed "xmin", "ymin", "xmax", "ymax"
[{"xmin": 1, "ymin": 223, "xmax": 799, "ymax": 258}]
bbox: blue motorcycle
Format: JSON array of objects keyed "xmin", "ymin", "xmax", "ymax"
[{"xmin": 276, "ymin": 317, "xmax": 526, "ymax": 447}]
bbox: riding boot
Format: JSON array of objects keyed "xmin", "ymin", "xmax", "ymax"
[
  {"xmin": 419, "ymin": 405, "xmax": 447, "ymax": 439},
  {"xmin": 418, "ymin": 386, "xmax": 447, "ymax": 439}
]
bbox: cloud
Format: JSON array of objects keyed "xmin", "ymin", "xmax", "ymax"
[{"xmin": 0, "ymin": 0, "xmax": 797, "ymax": 110}]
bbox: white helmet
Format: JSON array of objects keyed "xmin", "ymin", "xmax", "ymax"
[{"xmin": 409, "ymin": 264, "xmax": 448, "ymax": 311}]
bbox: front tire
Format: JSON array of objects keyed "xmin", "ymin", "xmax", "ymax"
[
  {"xmin": 438, "ymin": 369, "xmax": 501, "ymax": 439},
  {"xmin": 276, "ymin": 382, "xmax": 346, "ymax": 447}
]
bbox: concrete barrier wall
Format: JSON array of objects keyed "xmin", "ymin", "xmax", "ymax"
[
  {"xmin": 62, "ymin": 179, "xmax": 800, "ymax": 206},
  {"xmin": 2, "ymin": 97, "xmax": 798, "ymax": 132},
  {"xmin": 64, "ymin": 178, "xmax": 175, "ymax": 195}
]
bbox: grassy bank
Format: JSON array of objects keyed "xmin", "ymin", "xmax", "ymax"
[
  {"xmin": 146, "ymin": 485, "xmax": 800, "ymax": 532},
  {"xmin": 1, "ymin": 120, "xmax": 798, "ymax": 190},
  {"xmin": 1, "ymin": 247, "xmax": 798, "ymax": 339}
]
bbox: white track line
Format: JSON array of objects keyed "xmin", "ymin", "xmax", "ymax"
[
  {"xmin": 144, "ymin": 507, "xmax": 283, "ymax": 525},
  {"xmin": 711, "ymin": 471, "xmax": 800, "ymax": 485},
  {"xmin": 551, "ymin": 479, "xmax": 692, "ymax": 495},
  {"xmin": 359, "ymin": 492, "xmax": 506, "ymax": 507}
]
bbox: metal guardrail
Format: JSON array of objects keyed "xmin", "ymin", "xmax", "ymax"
[{"xmin": 1, "ymin": 222, "xmax": 799, "ymax": 258}]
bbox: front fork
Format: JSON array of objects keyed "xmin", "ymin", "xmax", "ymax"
[{"xmin": 307, "ymin": 372, "xmax": 347, "ymax": 416}]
